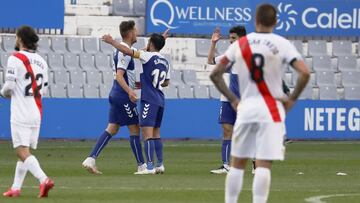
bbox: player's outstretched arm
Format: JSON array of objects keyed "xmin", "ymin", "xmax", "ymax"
[
  {"xmin": 102, "ymin": 34, "xmax": 140, "ymax": 58},
  {"xmin": 207, "ymin": 28, "xmax": 221, "ymax": 65},
  {"xmin": 282, "ymin": 60, "xmax": 310, "ymax": 112},
  {"xmin": 210, "ymin": 57, "xmax": 239, "ymax": 110}
]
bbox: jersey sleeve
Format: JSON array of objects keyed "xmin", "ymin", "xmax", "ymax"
[
  {"xmin": 116, "ymin": 53, "xmax": 132, "ymax": 71},
  {"xmin": 284, "ymin": 40, "xmax": 302, "ymax": 65},
  {"xmin": 1, "ymin": 56, "xmax": 19, "ymax": 97},
  {"xmin": 224, "ymin": 43, "xmax": 238, "ymax": 63},
  {"xmin": 138, "ymin": 50, "xmax": 153, "ymax": 64},
  {"xmin": 214, "ymin": 55, "xmax": 225, "ymax": 64}
]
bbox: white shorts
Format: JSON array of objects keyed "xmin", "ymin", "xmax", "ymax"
[
  {"xmin": 11, "ymin": 123, "xmax": 40, "ymax": 149},
  {"xmin": 231, "ymin": 122, "xmax": 286, "ymax": 161}
]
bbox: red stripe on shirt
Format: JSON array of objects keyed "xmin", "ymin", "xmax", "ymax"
[
  {"xmin": 238, "ymin": 37, "xmax": 281, "ymax": 122},
  {"xmin": 13, "ymin": 52, "xmax": 43, "ymax": 118}
]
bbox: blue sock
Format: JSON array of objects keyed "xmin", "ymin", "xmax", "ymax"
[
  {"xmin": 154, "ymin": 138, "xmax": 163, "ymax": 167},
  {"xmin": 89, "ymin": 131, "xmax": 112, "ymax": 158},
  {"xmin": 144, "ymin": 139, "xmax": 155, "ymax": 170},
  {"xmin": 222, "ymin": 140, "xmax": 231, "ymax": 165},
  {"xmin": 129, "ymin": 135, "xmax": 145, "ymax": 165}
]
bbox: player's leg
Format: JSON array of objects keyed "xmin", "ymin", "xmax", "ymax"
[
  {"xmin": 252, "ymin": 122, "xmax": 286, "ymax": 203},
  {"xmin": 225, "ymin": 123, "xmax": 256, "ymax": 203},
  {"xmin": 252, "ymin": 160, "xmax": 272, "ymax": 203},
  {"xmin": 82, "ymin": 123, "xmax": 119, "ymax": 174},
  {"xmin": 128, "ymin": 124, "xmax": 146, "ymax": 172},
  {"xmin": 153, "ymin": 106, "xmax": 165, "ymax": 174},
  {"xmin": 211, "ymin": 102, "xmax": 234, "ymax": 174},
  {"xmin": 135, "ymin": 101, "xmax": 157, "ymax": 174}
]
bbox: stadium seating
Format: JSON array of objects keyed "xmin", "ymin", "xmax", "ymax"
[
  {"xmin": 2, "ymin": 35, "xmax": 15, "ymax": 52},
  {"xmin": 312, "ymin": 55, "xmax": 332, "ymax": 71},
  {"xmin": 178, "ymin": 85, "xmax": 194, "ymax": 99},
  {"xmin": 332, "ymin": 40, "xmax": 352, "ymax": 56},
  {"xmin": 83, "ymin": 84, "xmax": 99, "ymax": 98},
  {"xmin": 316, "ymin": 71, "xmax": 336, "ymax": 86},
  {"xmin": 308, "ymin": 40, "xmax": 328, "ymax": 56},
  {"xmin": 0, "ymin": 52, "xmax": 10, "ymax": 69},
  {"xmin": 54, "ymin": 70, "xmax": 70, "ymax": 84},
  {"xmin": 341, "ymin": 71, "xmax": 360, "ymax": 87},
  {"xmin": 64, "ymin": 53, "xmax": 80, "ymax": 70},
  {"xmin": 83, "ymin": 38, "xmax": 98, "ymax": 54},
  {"xmin": 69, "ymin": 70, "xmax": 86, "ymax": 85},
  {"xmin": 80, "ymin": 53, "xmax": 96, "ymax": 70},
  {"xmin": 51, "ymin": 36, "xmax": 68, "ymax": 53},
  {"xmin": 99, "ymin": 84, "xmax": 111, "ymax": 98},
  {"xmin": 48, "ymin": 53, "xmax": 65, "ymax": 70},
  {"xmin": 86, "ymin": 70, "xmax": 102, "ymax": 85},
  {"xmin": 50, "ymin": 83, "xmax": 67, "ymax": 98},
  {"xmin": 38, "ymin": 37, "xmax": 52, "ymax": 53},
  {"xmin": 95, "ymin": 53, "xmax": 111, "ymax": 71},
  {"xmin": 196, "ymin": 39, "xmax": 211, "ymax": 57},
  {"xmin": 209, "ymin": 85, "xmax": 220, "ymax": 99},
  {"xmin": 112, "ymin": 0, "xmax": 133, "ymax": 16},
  {"xmin": 134, "ymin": 0, "xmax": 146, "ymax": 16},
  {"xmin": 337, "ymin": 56, "xmax": 357, "ymax": 71},
  {"xmin": 163, "ymin": 86, "xmax": 178, "ymax": 99},
  {"xmin": 67, "ymin": 37, "xmax": 83, "ymax": 54},
  {"xmin": 344, "ymin": 86, "xmax": 360, "ymax": 100},
  {"xmin": 319, "ymin": 85, "xmax": 338, "ymax": 100},
  {"xmin": 67, "ymin": 84, "xmax": 83, "ymax": 98},
  {"xmin": 194, "ymin": 85, "xmax": 209, "ymax": 99}
]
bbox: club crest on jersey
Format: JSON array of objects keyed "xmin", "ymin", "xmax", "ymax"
[
  {"xmin": 124, "ymin": 103, "xmax": 134, "ymax": 118},
  {"xmin": 142, "ymin": 104, "xmax": 150, "ymax": 119}
]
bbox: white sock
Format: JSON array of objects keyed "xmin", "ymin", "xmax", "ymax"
[
  {"xmin": 11, "ymin": 161, "xmax": 27, "ymax": 190},
  {"xmin": 252, "ymin": 167, "xmax": 271, "ymax": 203},
  {"xmin": 23, "ymin": 155, "xmax": 47, "ymax": 183},
  {"xmin": 225, "ymin": 167, "xmax": 244, "ymax": 203}
]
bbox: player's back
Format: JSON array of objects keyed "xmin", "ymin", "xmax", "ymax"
[
  {"xmin": 8, "ymin": 51, "xmax": 48, "ymax": 127},
  {"xmin": 109, "ymin": 44, "xmax": 136, "ymax": 100},
  {"xmin": 226, "ymin": 32, "xmax": 301, "ymax": 123},
  {"xmin": 139, "ymin": 52, "xmax": 170, "ymax": 107}
]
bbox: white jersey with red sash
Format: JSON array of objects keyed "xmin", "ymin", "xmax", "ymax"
[
  {"xmin": 221, "ymin": 32, "xmax": 301, "ymax": 123},
  {"xmin": 6, "ymin": 51, "xmax": 48, "ymax": 127}
]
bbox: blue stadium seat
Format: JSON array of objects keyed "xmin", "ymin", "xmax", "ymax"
[
  {"xmin": 64, "ymin": 53, "xmax": 80, "ymax": 70},
  {"xmin": 113, "ymin": 0, "xmax": 134, "ymax": 16},
  {"xmin": 338, "ymin": 56, "xmax": 357, "ymax": 71},
  {"xmin": 163, "ymin": 86, "xmax": 178, "ymax": 99},
  {"xmin": 134, "ymin": 0, "xmax": 146, "ymax": 16},
  {"xmin": 83, "ymin": 38, "xmax": 98, "ymax": 54},
  {"xmin": 194, "ymin": 85, "xmax": 209, "ymax": 99},
  {"xmin": 344, "ymin": 85, "xmax": 360, "ymax": 100},
  {"xmin": 332, "ymin": 40, "xmax": 352, "ymax": 56},
  {"xmin": 67, "ymin": 84, "xmax": 83, "ymax": 98},
  {"xmin": 51, "ymin": 36, "xmax": 68, "ymax": 53},
  {"xmin": 67, "ymin": 37, "xmax": 83, "ymax": 54},
  {"xmin": 178, "ymin": 85, "xmax": 194, "ymax": 99},
  {"xmin": 69, "ymin": 70, "xmax": 85, "ymax": 85},
  {"xmin": 48, "ymin": 53, "xmax": 65, "ymax": 70},
  {"xmin": 83, "ymin": 84, "xmax": 99, "ymax": 98}
]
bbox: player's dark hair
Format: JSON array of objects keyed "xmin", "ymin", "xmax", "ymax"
[
  {"xmin": 16, "ymin": 25, "xmax": 39, "ymax": 51},
  {"xmin": 256, "ymin": 4, "xmax": 277, "ymax": 27},
  {"xmin": 229, "ymin": 26, "xmax": 247, "ymax": 37},
  {"xmin": 119, "ymin": 20, "xmax": 136, "ymax": 38},
  {"xmin": 149, "ymin": 33, "xmax": 165, "ymax": 51}
]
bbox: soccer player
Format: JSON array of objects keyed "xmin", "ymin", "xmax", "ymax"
[
  {"xmin": 207, "ymin": 26, "xmax": 246, "ymax": 174},
  {"xmin": 82, "ymin": 20, "xmax": 146, "ymax": 174},
  {"xmin": 102, "ymin": 31, "xmax": 170, "ymax": 175},
  {"xmin": 1, "ymin": 25, "xmax": 54, "ymax": 198},
  {"xmin": 210, "ymin": 4, "xmax": 310, "ymax": 203}
]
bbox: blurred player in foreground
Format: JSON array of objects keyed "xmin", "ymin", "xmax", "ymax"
[
  {"xmin": 102, "ymin": 30, "xmax": 170, "ymax": 175},
  {"xmin": 210, "ymin": 4, "xmax": 310, "ymax": 203},
  {"xmin": 207, "ymin": 26, "xmax": 246, "ymax": 174},
  {"xmin": 82, "ymin": 20, "xmax": 146, "ymax": 174},
  {"xmin": 1, "ymin": 25, "xmax": 54, "ymax": 198}
]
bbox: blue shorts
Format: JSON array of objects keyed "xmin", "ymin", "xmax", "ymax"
[
  {"xmin": 108, "ymin": 97, "xmax": 139, "ymax": 126},
  {"xmin": 139, "ymin": 101, "xmax": 164, "ymax": 128},
  {"xmin": 218, "ymin": 101, "xmax": 237, "ymax": 125}
]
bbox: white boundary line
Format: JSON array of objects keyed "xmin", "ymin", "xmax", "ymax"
[{"xmin": 305, "ymin": 193, "xmax": 360, "ymax": 203}]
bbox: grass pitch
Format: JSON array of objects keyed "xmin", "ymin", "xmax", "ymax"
[{"xmin": 0, "ymin": 140, "xmax": 359, "ymax": 203}]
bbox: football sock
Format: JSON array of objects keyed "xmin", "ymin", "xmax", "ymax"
[
  {"xmin": 23, "ymin": 155, "xmax": 47, "ymax": 183},
  {"xmin": 222, "ymin": 140, "xmax": 231, "ymax": 165},
  {"xmin": 129, "ymin": 135, "xmax": 145, "ymax": 165},
  {"xmin": 253, "ymin": 167, "xmax": 271, "ymax": 203},
  {"xmin": 153, "ymin": 138, "xmax": 163, "ymax": 166},
  {"xmin": 144, "ymin": 139, "xmax": 155, "ymax": 170},
  {"xmin": 225, "ymin": 167, "xmax": 244, "ymax": 203},
  {"xmin": 11, "ymin": 161, "xmax": 27, "ymax": 190},
  {"xmin": 89, "ymin": 131, "xmax": 112, "ymax": 158}
]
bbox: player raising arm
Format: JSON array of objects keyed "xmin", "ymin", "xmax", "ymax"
[
  {"xmin": 102, "ymin": 31, "xmax": 170, "ymax": 175},
  {"xmin": 210, "ymin": 4, "xmax": 310, "ymax": 203},
  {"xmin": 1, "ymin": 26, "xmax": 54, "ymax": 198},
  {"xmin": 207, "ymin": 26, "xmax": 246, "ymax": 174},
  {"xmin": 82, "ymin": 20, "xmax": 146, "ymax": 175}
]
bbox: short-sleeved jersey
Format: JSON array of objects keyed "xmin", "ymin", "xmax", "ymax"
[
  {"xmin": 224, "ymin": 32, "xmax": 302, "ymax": 123},
  {"xmin": 215, "ymin": 55, "xmax": 240, "ymax": 102},
  {"xmin": 5, "ymin": 51, "xmax": 48, "ymax": 127},
  {"xmin": 139, "ymin": 51, "xmax": 170, "ymax": 107},
  {"xmin": 109, "ymin": 42, "xmax": 136, "ymax": 100}
]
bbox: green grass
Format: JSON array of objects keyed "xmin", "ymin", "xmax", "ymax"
[{"xmin": 0, "ymin": 140, "xmax": 359, "ymax": 203}]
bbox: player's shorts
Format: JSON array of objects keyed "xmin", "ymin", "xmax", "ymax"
[
  {"xmin": 108, "ymin": 97, "xmax": 139, "ymax": 126},
  {"xmin": 231, "ymin": 122, "xmax": 286, "ymax": 161},
  {"xmin": 11, "ymin": 123, "xmax": 40, "ymax": 149},
  {"xmin": 218, "ymin": 102, "xmax": 236, "ymax": 125},
  {"xmin": 139, "ymin": 101, "xmax": 164, "ymax": 128}
]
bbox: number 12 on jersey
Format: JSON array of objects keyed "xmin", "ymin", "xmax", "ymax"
[{"xmin": 151, "ymin": 69, "xmax": 167, "ymax": 90}]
